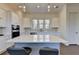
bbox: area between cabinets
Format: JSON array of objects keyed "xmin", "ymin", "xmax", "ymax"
[
  {"xmin": 23, "ymin": 15, "xmax": 59, "ymax": 28},
  {"xmin": 22, "ymin": 14, "xmax": 60, "ymax": 35}
]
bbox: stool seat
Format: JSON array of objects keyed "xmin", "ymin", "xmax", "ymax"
[
  {"xmin": 23, "ymin": 47, "xmax": 32, "ymax": 55},
  {"xmin": 39, "ymin": 47, "xmax": 59, "ymax": 55},
  {"xmin": 7, "ymin": 47, "xmax": 27, "ymax": 55}
]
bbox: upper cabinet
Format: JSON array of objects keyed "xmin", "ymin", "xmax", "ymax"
[
  {"xmin": 0, "ymin": 9, "xmax": 7, "ymax": 27},
  {"xmin": 52, "ymin": 17, "xmax": 59, "ymax": 28},
  {"xmin": 23, "ymin": 17, "xmax": 31, "ymax": 28},
  {"xmin": 11, "ymin": 12, "xmax": 20, "ymax": 25}
]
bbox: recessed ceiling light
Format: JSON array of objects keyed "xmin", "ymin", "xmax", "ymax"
[
  {"xmin": 23, "ymin": 8, "xmax": 26, "ymax": 12},
  {"xmin": 36, "ymin": 5, "xmax": 40, "ymax": 8},
  {"xmin": 48, "ymin": 9, "xmax": 50, "ymax": 12},
  {"xmin": 48, "ymin": 5, "xmax": 50, "ymax": 8},
  {"xmin": 18, "ymin": 5, "xmax": 22, "ymax": 8},
  {"xmin": 53, "ymin": 5, "xmax": 58, "ymax": 8},
  {"xmin": 23, "ymin": 5, "xmax": 26, "ymax": 9}
]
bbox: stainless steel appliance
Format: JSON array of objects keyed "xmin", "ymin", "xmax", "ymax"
[{"xmin": 12, "ymin": 25, "xmax": 20, "ymax": 38}]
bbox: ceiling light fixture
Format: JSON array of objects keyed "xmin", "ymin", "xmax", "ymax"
[
  {"xmin": 18, "ymin": 5, "xmax": 22, "ymax": 8},
  {"xmin": 48, "ymin": 9, "xmax": 50, "ymax": 12},
  {"xmin": 23, "ymin": 8, "xmax": 26, "ymax": 12},
  {"xmin": 36, "ymin": 5, "xmax": 40, "ymax": 8},
  {"xmin": 48, "ymin": 5, "xmax": 50, "ymax": 8},
  {"xmin": 23, "ymin": 5, "xmax": 26, "ymax": 9},
  {"xmin": 18, "ymin": 3, "xmax": 26, "ymax": 13},
  {"xmin": 53, "ymin": 5, "xmax": 58, "ymax": 8},
  {"xmin": 48, "ymin": 4, "xmax": 50, "ymax": 12}
]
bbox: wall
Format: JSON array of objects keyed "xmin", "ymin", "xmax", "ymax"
[
  {"xmin": 59, "ymin": 4, "xmax": 67, "ymax": 39},
  {"xmin": 67, "ymin": 4, "xmax": 79, "ymax": 12},
  {"xmin": 20, "ymin": 13, "xmax": 60, "ymax": 35},
  {"xmin": 66, "ymin": 4, "xmax": 79, "ymax": 44},
  {"xmin": 59, "ymin": 4, "xmax": 79, "ymax": 44},
  {"xmin": 23, "ymin": 13, "xmax": 59, "ymax": 26}
]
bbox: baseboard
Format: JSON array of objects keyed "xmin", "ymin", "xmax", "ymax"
[
  {"xmin": 63, "ymin": 42, "xmax": 78, "ymax": 46},
  {"xmin": 0, "ymin": 49, "xmax": 7, "ymax": 54}
]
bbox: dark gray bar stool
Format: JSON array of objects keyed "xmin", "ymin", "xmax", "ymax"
[
  {"xmin": 7, "ymin": 47, "xmax": 27, "ymax": 55},
  {"xmin": 23, "ymin": 47, "xmax": 32, "ymax": 55},
  {"xmin": 39, "ymin": 47, "xmax": 59, "ymax": 55}
]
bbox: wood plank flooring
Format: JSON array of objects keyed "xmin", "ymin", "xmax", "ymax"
[{"xmin": 60, "ymin": 44, "xmax": 79, "ymax": 55}]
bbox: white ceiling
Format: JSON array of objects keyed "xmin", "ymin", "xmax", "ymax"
[{"xmin": 18, "ymin": 3, "xmax": 65, "ymax": 14}]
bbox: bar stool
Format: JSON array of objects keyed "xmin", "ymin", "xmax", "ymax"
[
  {"xmin": 39, "ymin": 47, "xmax": 59, "ymax": 55},
  {"xmin": 7, "ymin": 47, "xmax": 27, "ymax": 55},
  {"xmin": 23, "ymin": 47, "xmax": 32, "ymax": 55}
]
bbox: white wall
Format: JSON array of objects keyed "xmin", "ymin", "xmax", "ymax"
[
  {"xmin": 66, "ymin": 4, "xmax": 79, "ymax": 44},
  {"xmin": 20, "ymin": 13, "xmax": 60, "ymax": 35},
  {"xmin": 59, "ymin": 4, "xmax": 79, "ymax": 44},
  {"xmin": 67, "ymin": 4, "xmax": 79, "ymax": 12},
  {"xmin": 59, "ymin": 4, "xmax": 67, "ymax": 39},
  {"xmin": 22, "ymin": 13, "xmax": 59, "ymax": 26}
]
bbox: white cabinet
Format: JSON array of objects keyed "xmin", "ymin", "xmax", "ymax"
[
  {"xmin": 0, "ymin": 9, "xmax": 7, "ymax": 27},
  {"xmin": 11, "ymin": 12, "xmax": 20, "ymax": 25},
  {"xmin": 0, "ymin": 37, "xmax": 6, "ymax": 49},
  {"xmin": 23, "ymin": 17, "xmax": 31, "ymax": 27},
  {"xmin": 52, "ymin": 17, "xmax": 59, "ymax": 27},
  {"xmin": 0, "ymin": 37, "xmax": 14, "ymax": 54}
]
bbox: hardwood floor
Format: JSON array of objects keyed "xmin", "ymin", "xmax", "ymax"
[
  {"xmin": 60, "ymin": 44, "xmax": 79, "ymax": 55},
  {"xmin": 1, "ymin": 51, "xmax": 9, "ymax": 55}
]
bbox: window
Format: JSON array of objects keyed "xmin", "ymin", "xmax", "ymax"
[
  {"xmin": 45, "ymin": 19, "xmax": 50, "ymax": 29},
  {"xmin": 32, "ymin": 19, "xmax": 50, "ymax": 30},
  {"xmin": 32, "ymin": 19, "xmax": 38, "ymax": 29},
  {"xmin": 39, "ymin": 19, "xmax": 44, "ymax": 29}
]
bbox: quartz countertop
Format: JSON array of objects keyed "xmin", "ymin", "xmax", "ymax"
[
  {"xmin": 8, "ymin": 35, "xmax": 68, "ymax": 44},
  {"xmin": 0, "ymin": 39, "xmax": 14, "ymax": 54}
]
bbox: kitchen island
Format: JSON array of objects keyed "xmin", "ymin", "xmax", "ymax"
[
  {"xmin": 8, "ymin": 35, "xmax": 68, "ymax": 55},
  {"xmin": 0, "ymin": 38, "xmax": 14, "ymax": 54}
]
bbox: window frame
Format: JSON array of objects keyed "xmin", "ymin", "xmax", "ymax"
[{"xmin": 31, "ymin": 18, "xmax": 51, "ymax": 30}]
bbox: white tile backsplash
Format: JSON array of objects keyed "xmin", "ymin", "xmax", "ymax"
[
  {"xmin": 44, "ymin": 35, "xmax": 50, "ymax": 42},
  {"xmin": 38, "ymin": 35, "xmax": 44, "ymax": 42},
  {"xmin": 0, "ymin": 29, "xmax": 3, "ymax": 34},
  {"xmin": 33, "ymin": 35, "xmax": 38, "ymax": 42}
]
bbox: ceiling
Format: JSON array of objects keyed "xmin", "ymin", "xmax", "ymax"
[
  {"xmin": 17, "ymin": 3, "xmax": 65, "ymax": 14},
  {"xmin": 1, "ymin": 3, "xmax": 65, "ymax": 14}
]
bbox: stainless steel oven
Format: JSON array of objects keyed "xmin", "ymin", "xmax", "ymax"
[{"xmin": 12, "ymin": 25, "xmax": 20, "ymax": 38}]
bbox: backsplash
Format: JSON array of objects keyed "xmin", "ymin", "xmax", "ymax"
[
  {"xmin": 0, "ymin": 28, "xmax": 6, "ymax": 36},
  {"xmin": 0, "ymin": 29, "xmax": 3, "ymax": 34},
  {"xmin": 24, "ymin": 27, "xmax": 60, "ymax": 36}
]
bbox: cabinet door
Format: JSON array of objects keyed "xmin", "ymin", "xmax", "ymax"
[
  {"xmin": 39, "ymin": 19, "xmax": 44, "ymax": 29},
  {"xmin": 23, "ymin": 17, "xmax": 30, "ymax": 27},
  {"xmin": 11, "ymin": 12, "xmax": 20, "ymax": 25},
  {"xmin": 0, "ymin": 9, "xmax": 6, "ymax": 27},
  {"xmin": 52, "ymin": 17, "xmax": 59, "ymax": 27},
  {"xmin": 32, "ymin": 19, "xmax": 38, "ymax": 29},
  {"xmin": 45, "ymin": 19, "xmax": 50, "ymax": 29}
]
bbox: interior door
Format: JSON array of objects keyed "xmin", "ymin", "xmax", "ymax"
[
  {"xmin": 68, "ymin": 12, "xmax": 77, "ymax": 44},
  {"xmin": 75, "ymin": 13, "xmax": 79, "ymax": 44}
]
